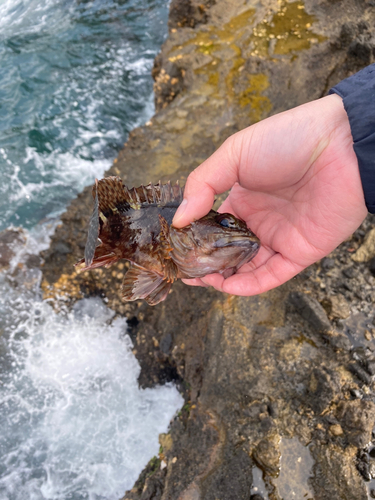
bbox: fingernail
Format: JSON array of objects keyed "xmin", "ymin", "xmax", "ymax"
[{"xmin": 172, "ymin": 198, "xmax": 188, "ymax": 226}]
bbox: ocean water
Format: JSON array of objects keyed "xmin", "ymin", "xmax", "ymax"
[
  {"xmin": 0, "ymin": 0, "xmax": 167, "ymax": 230},
  {"xmin": 0, "ymin": 1, "xmax": 184, "ymax": 499}
]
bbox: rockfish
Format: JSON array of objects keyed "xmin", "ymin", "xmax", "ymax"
[{"xmin": 76, "ymin": 176, "xmax": 260, "ymax": 305}]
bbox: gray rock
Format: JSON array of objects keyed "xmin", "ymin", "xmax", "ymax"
[{"xmin": 289, "ymin": 291, "xmax": 332, "ymax": 333}]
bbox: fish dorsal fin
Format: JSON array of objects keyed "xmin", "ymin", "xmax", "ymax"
[
  {"xmin": 128, "ymin": 179, "xmax": 184, "ymax": 206},
  {"xmin": 94, "ymin": 176, "xmax": 184, "ymax": 214},
  {"xmin": 94, "ymin": 176, "xmax": 131, "ymax": 214}
]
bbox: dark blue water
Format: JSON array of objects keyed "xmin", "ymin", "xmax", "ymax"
[{"xmin": 0, "ymin": 0, "xmax": 168, "ymax": 230}]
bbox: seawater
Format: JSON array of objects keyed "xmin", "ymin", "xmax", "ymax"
[
  {"xmin": 0, "ymin": 1, "xmax": 184, "ymax": 499},
  {"xmin": 0, "ymin": 0, "xmax": 167, "ymax": 230}
]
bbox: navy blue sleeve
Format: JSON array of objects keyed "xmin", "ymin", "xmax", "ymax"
[{"xmin": 329, "ymin": 64, "xmax": 375, "ymax": 213}]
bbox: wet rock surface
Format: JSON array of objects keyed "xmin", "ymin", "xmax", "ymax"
[{"xmin": 39, "ymin": 0, "xmax": 375, "ymax": 499}]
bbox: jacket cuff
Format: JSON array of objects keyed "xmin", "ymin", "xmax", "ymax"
[{"xmin": 329, "ymin": 64, "xmax": 375, "ymax": 213}]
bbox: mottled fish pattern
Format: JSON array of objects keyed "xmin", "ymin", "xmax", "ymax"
[{"xmin": 76, "ymin": 176, "xmax": 260, "ymax": 305}]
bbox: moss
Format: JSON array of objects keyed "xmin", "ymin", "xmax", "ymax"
[
  {"xmin": 165, "ymin": 4, "xmax": 324, "ymax": 123},
  {"xmin": 147, "ymin": 456, "xmax": 161, "ymax": 476},
  {"xmin": 178, "ymin": 402, "xmax": 192, "ymax": 418},
  {"xmin": 237, "ymin": 73, "xmax": 272, "ymax": 122},
  {"xmin": 168, "ymin": 9, "xmax": 256, "ymax": 100},
  {"xmin": 251, "ymin": 0, "xmax": 326, "ymax": 57}
]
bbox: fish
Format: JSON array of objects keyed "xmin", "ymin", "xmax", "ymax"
[{"xmin": 75, "ymin": 176, "xmax": 260, "ymax": 305}]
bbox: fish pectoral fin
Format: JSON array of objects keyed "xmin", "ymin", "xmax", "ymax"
[
  {"xmin": 122, "ymin": 264, "xmax": 171, "ymax": 305},
  {"xmin": 160, "ymin": 258, "xmax": 179, "ymax": 283},
  {"xmin": 75, "ymin": 252, "xmax": 118, "ymax": 271},
  {"xmin": 144, "ymin": 280, "xmax": 172, "ymax": 306},
  {"xmin": 158, "ymin": 214, "xmax": 170, "ymax": 241},
  {"xmin": 158, "ymin": 215, "xmax": 178, "ymax": 282}
]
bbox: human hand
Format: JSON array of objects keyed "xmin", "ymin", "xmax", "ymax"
[{"xmin": 172, "ymin": 94, "xmax": 368, "ymax": 296}]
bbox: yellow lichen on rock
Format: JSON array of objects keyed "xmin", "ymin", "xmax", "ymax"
[
  {"xmin": 251, "ymin": 0, "xmax": 326, "ymax": 57},
  {"xmin": 237, "ymin": 73, "xmax": 272, "ymax": 122}
]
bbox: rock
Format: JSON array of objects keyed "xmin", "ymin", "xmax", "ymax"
[
  {"xmin": 321, "ymin": 257, "xmax": 335, "ymax": 271},
  {"xmin": 342, "ymin": 266, "xmax": 356, "ymax": 279},
  {"xmin": 289, "ymin": 291, "xmax": 332, "ymax": 332},
  {"xmin": 253, "ymin": 434, "xmax": 281, "ymax": 476},
  {"xmin": 329, "ymin": 424, "xmax": 344, "ymax": 436},
  {"xmin": 306, "ymin": 368, "xmax": 341, "ymax": 415},
  {"xmin": 0, "ymin": 227, "xmax": 26, "ymax": 270},
  {"xmin": 310, "ymin": 444, "xmax": 368, "ymax": 500},
  {"xmin": 369, "ymin": 256, "xmax": 375, "ymax": 276},
  {"xmin": 336, "ymin": 400, "xmax": 375, "ymax": 448},
  {"xmin": 329, "ymin": 294, "xmax": 351, "ymax": 320},
  {"xmin": 168, "ymin": 0, "xmax": 214, "ymax": 29},
  {"xmin": 159, "ymin": 433, "xmax": 173, "ymax": 453},
  {"xmin": 352, "ymin": 228, "xmax": 375, "ymax": 262}
]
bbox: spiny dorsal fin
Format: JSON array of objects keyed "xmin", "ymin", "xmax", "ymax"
[
  {"xmin": 94, "ymin": 176, "xmax": 131, "ymax": 214},
  {"xmin": 93, "ymin": 176, "xmax": 183, "ymax": 213},
  {"xmin": 93, "ymin": 176, "xmax": 184, "ymax": 211},
  {"xmin": 128, "ymin": 181, "xmax": 184, "ymax": 206}
]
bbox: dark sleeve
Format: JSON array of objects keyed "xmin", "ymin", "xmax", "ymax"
[{"xmin": 328, "ymin": 64, "xmax": 375, "ymax": 213}]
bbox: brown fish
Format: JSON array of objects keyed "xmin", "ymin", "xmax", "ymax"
[{"xmin": 76, "ymin": 176, "xmax": 260, "ymax": 305}]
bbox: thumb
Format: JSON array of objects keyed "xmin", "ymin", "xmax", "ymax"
[{"xmin": 172, "ymin": 133, "xmax": 243, "ymax": 228}]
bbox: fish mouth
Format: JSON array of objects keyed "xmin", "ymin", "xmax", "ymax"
[{"xmin": 214, "ymin": 236, "xmax": 260, "ymax": 249}]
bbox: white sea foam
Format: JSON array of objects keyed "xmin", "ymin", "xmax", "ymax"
[
  {"xmin": 0, "ymin": 294, "xmax": 183, "ymax": 500},
  {"xmin": 0, "ymin": 0, "xmax": 72, "ymax": 38}
]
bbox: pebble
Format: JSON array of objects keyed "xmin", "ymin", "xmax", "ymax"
[
  {"xmin": 329, "ymin": 294, "xmax": 351, "ymax": 319},
  {"xmin": 329, "ymin": 424, "xmax": 343, "ymax": 436},
  {"xmin": 365, "ymin": 330, "xmax": 372, "ymax": 341},
  {"xmin": 342, "ymin": 266, "xmax": 356, "ymax": 279},
  {"xmin": 321, "ymin": 257, "xmax": 335, "ymax": 271},
  {"xmin": 352, "ymin": 228, "xmax": 375, "ymax": 262}
]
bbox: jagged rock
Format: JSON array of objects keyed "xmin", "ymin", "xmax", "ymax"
[
  {"xmin": 336, "ymin": 400, "xmax": 375, "ymax": 448},
  {"xmin": 0, "ymin": 227, "xmax": 26, "ymax": 270},
  {"xmin": 289, "ymin": 291, "xmax": 332, "ymax": 332},
  {"xmin": 329, "ymin": 294, "xmax": 351, "ymax": 320}
]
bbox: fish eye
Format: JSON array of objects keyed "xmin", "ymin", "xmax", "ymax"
[{"xmin": 215, "ymin": 213, "xmax": 239, "ymax": 229}]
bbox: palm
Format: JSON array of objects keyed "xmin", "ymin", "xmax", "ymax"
[{"xmin": 174, "ymin": 95, "xmax": 367, "ymax": 296}]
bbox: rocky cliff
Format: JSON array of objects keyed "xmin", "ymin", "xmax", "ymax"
[{"xmin": 40, "ymin": 1, "xmax": 375, "ymax": 499}]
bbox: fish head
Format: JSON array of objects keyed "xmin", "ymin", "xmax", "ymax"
[{"xmin": 169, "ymin": 210, "xmax": 260, "ymax": 279}]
